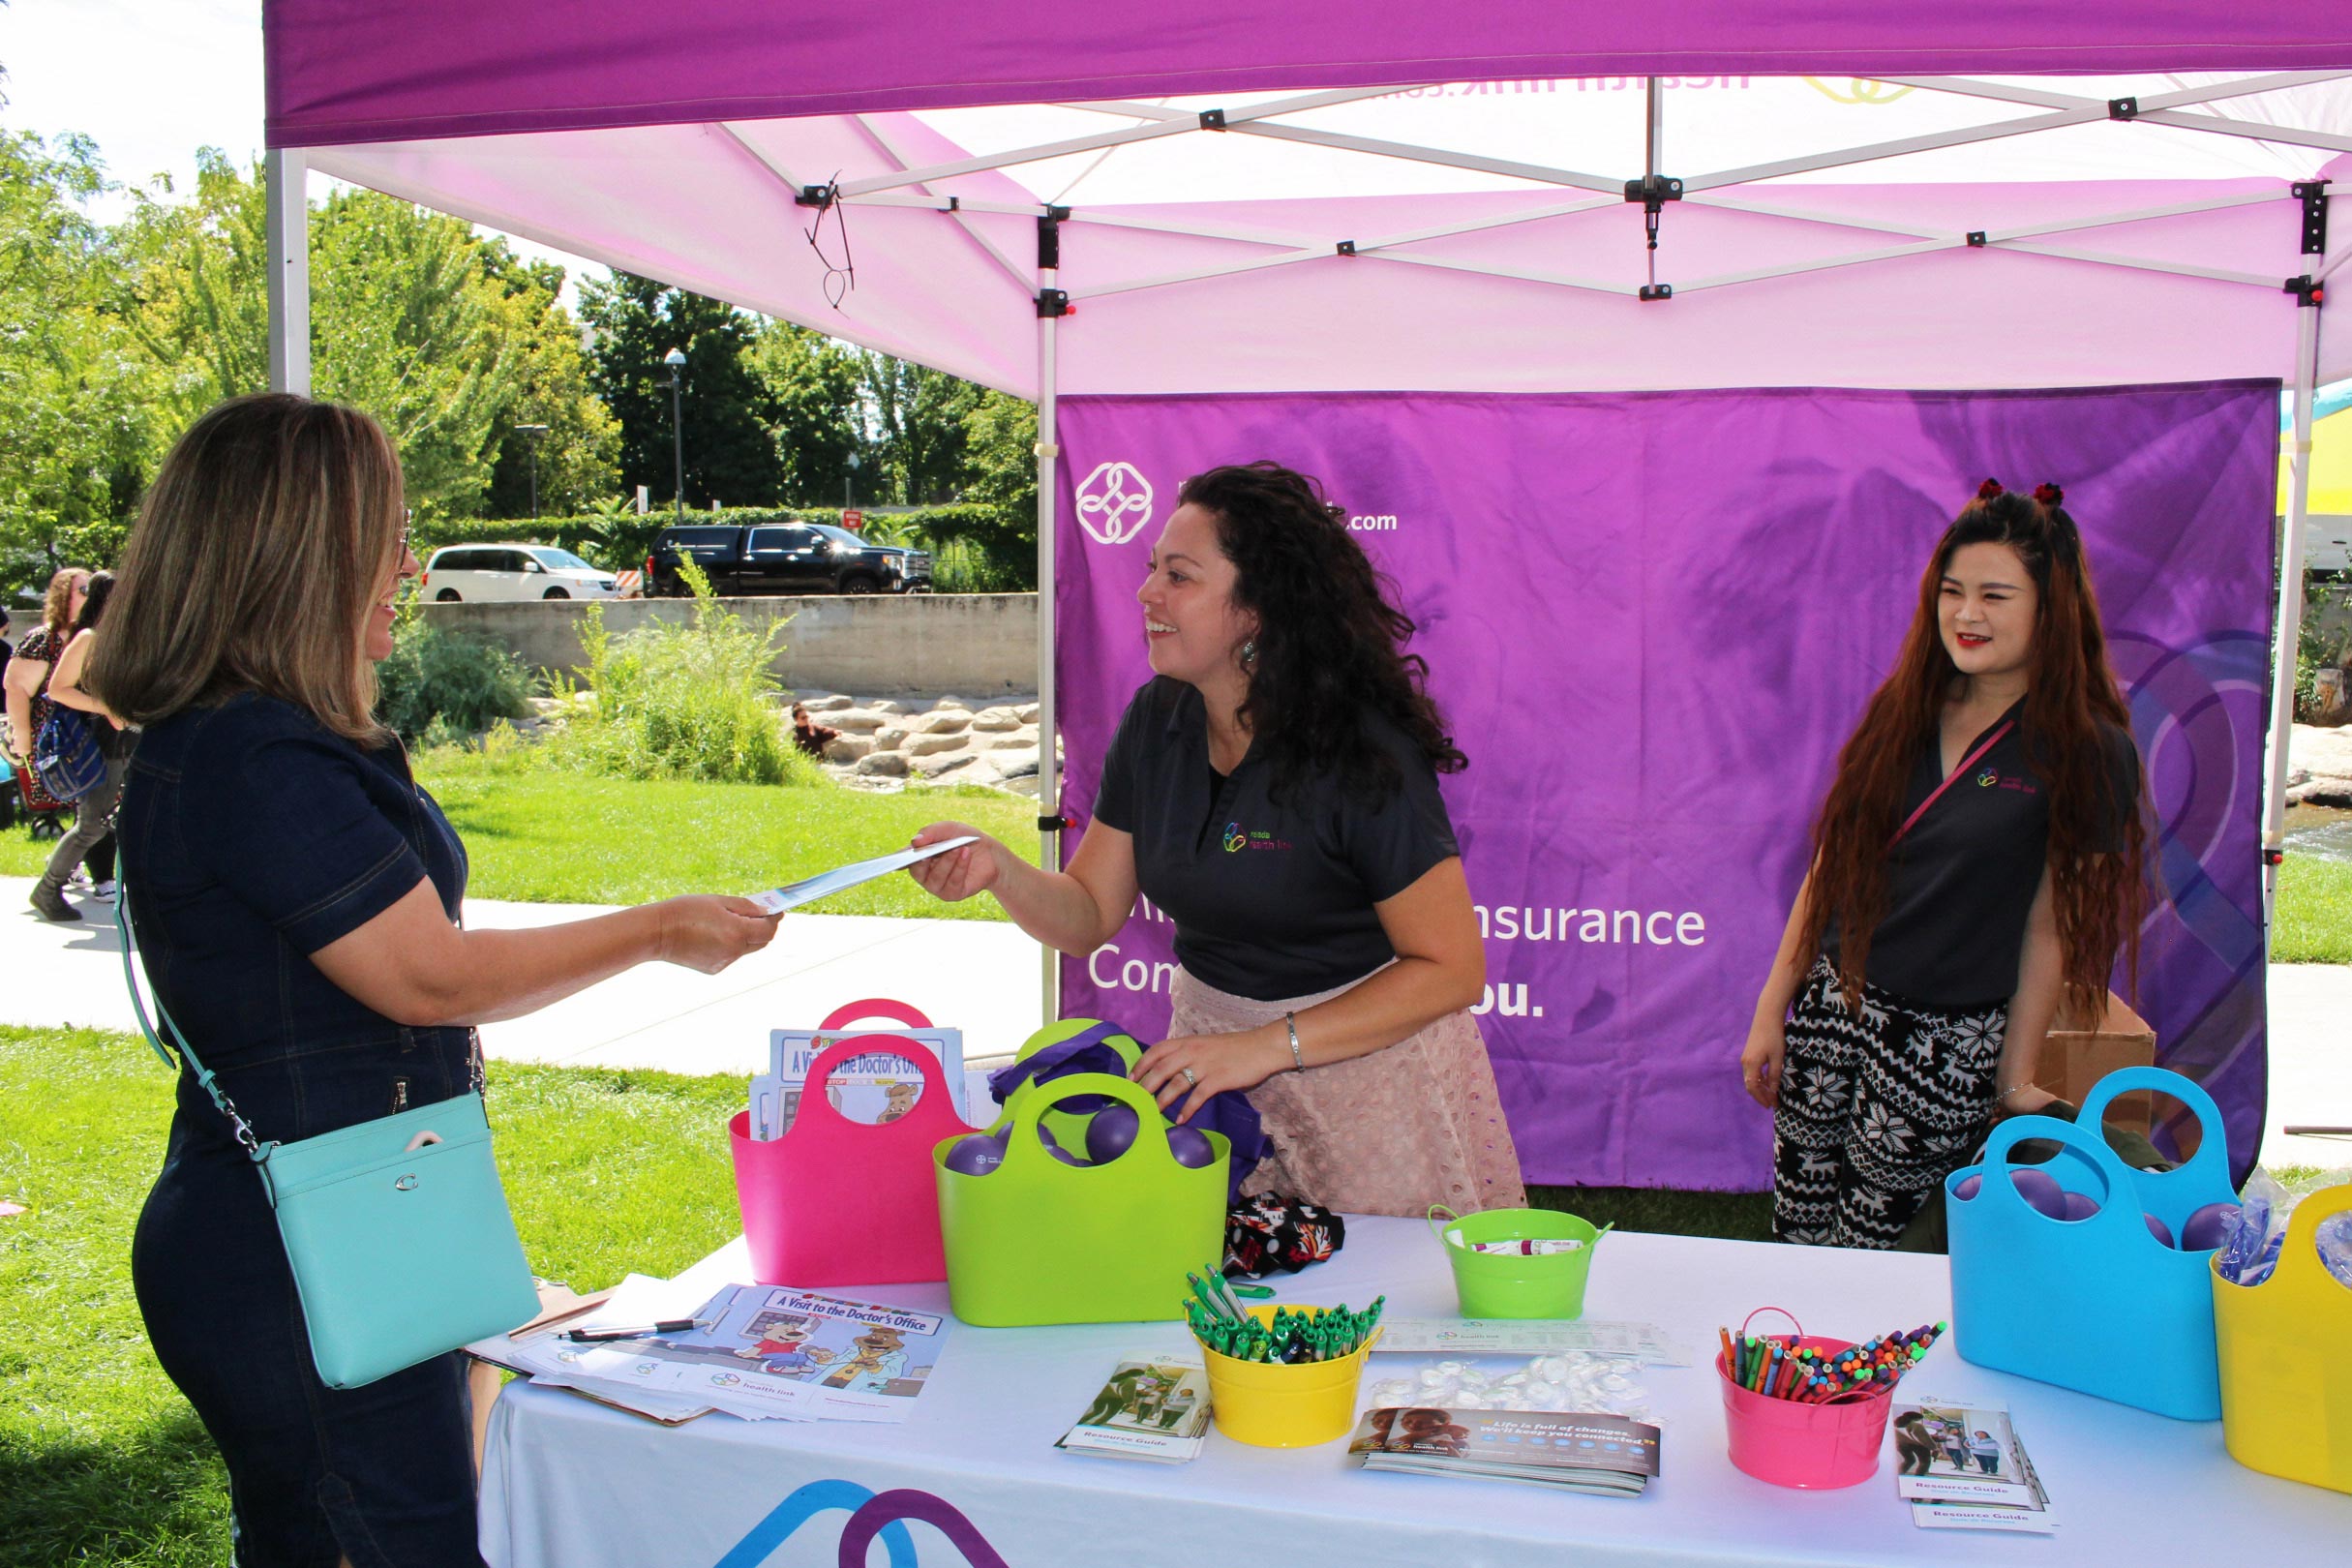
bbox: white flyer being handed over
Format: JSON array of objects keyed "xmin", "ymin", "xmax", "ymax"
[{"xmin": 745, "ymin": 836, "xmax": 978, "ymax": 915}]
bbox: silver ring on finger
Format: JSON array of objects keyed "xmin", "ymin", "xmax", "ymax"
[{"xmin": 1180, "ymin": 1067, "xmax": 1198, "ymax": 1087}]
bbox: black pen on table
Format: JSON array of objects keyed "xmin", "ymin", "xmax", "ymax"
[{"xmin": 566, "ymin": 1319, "xmax": 701, "ymax": 1342}]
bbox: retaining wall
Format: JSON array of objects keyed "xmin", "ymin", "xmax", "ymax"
[{"xmin": 419, "ymin": 593, "xmax": 1040, "ymax": 697}]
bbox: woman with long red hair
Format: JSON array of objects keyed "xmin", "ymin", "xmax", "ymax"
[{"xmin": 1740, "ymin": 480, "xmax": 2148, "ymax": 1249}]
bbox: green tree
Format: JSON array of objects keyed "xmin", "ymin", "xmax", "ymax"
[
  {"xmin": 477, "ymin": 241, "xmax": 620, "ymax": 521},
  {"xmin": 750, "ymin": 319, "xmax": 864, "ymax": 504},
  {"xmin": 580, "ymin": 273, "xmax": 783, "ymax": 512},
  {"xmin": 959, "ymin": 388, "xmax": 1039, "ymax": 525},
  {"xmin": 859, "ymin": 351, "xmax": 979, "ymax": 503},
  {"xmin": 0, "ymin": 131, "xmax": 160, "ymax": 598}
]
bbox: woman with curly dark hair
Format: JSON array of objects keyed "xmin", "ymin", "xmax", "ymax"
[
  {"xmin": 912, "ymin": 462, "xmax": 1523, "ymax": 1215},
  {"xmin": 1740, "ymin": 481, "xmax": 2148, "ymax": 1249}
]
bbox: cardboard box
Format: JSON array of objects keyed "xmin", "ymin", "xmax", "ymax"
[{"xmin": 2033, "ymin": 991, "xmax": 2156, "ymax": 1135}]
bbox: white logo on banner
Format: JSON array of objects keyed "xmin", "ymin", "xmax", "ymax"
[{"xmin": 1075, "ymin": 461, "xmax": 1155, "ymax": 545}]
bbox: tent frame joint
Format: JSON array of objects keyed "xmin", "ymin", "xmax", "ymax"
[
  {"xmin": 2285, "ymin": 275, "xmax": 2325, "ymax": 308},
  {"xmin": 1198, "ymin": 108, "xmax": 1227, "ymax": 132},
  {"xmin": 1639, "ymin": 283, "xmax": 1674, "ymax": 302},
  {"xmin": 794, "ymin": 183, "xmax": 835, "ymax": 209},
  {"xmin": 1336, "ymin": 240, "xmax": 1357, "ymax": 256},
  {"xmin": 2294, "ymin": 180, "xmax": 2331, "ymax": 256},
  {"xmin": 1623, "ymin": 174, "xmax": 1683, "ymax": 209},
  {"xmin": 1036, "ymin": 286, "xmax": 1071, "ymax": 317},
  {"xmin": 2107, "ymin": 96, "xmax": 2140, "ymax": 121},
  {"xmin": 1966, "ymin": 230, "xmax": 1989, "ymax": 248}
]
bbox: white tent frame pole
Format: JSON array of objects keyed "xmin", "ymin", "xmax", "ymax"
[
  {"xmin": 1036, "ymin": 250, "xmax": 1063, "ymax": 1028},
  {"xmin": 1881, "ymin": 71, "xmax": 2352, "ymax": 114},
  {"xmin": 2134, "ymin": 112, "xmax": 2352, "ymax": 156},
  {"xmin": 852, "ymin": 115, "xmax": 1039, "ymax": 297},
  {"xmin": 834, "ymin": 86, "xmax": 1397, "ymax": 197},
  {"xmin": 1232, "ymin": 122, "xmax": 1627, "ymax": 196},
  {"xmin": 2265, "ymin": 293, "xmax": 2324, "ymax": 931},
  {"xmin": 265, "ymin": 148, "xmax": 310, "ymax": 395}
]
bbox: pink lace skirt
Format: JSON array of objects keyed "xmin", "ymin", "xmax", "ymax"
[{"xmin": 1167, "ymin": 967, "xmax": 1526, "ymax": 1219}]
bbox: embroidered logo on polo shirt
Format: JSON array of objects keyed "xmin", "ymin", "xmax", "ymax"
[
  {"xmin": 1221, "ymin": 822, "xmax": 1247, "ymax": 853},
  {"xmin": 1221, "ymin": 821, "xmax": 1294, "ymax": 854},
  {"xmin": 1975, "ymin": 768, "xmax": 1998, "ymax": 788}
]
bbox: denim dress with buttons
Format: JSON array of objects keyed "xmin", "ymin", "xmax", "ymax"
[{"xmin": 119, "ymin": 692, "xmax": 489, "ymax": 1568}]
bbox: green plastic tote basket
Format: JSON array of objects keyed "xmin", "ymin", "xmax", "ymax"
[
  {"xmin": 935, "ymin": 1071, "xmax": 1227, "ymax": 1326},
  {"xmin": 1432, "ymin": 1204, "xmax": 1610, "ymax": 1319}
]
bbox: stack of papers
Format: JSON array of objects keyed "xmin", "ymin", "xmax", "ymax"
[
  {"xmin": 1894, "ymin": 1399, "xmax": 2058, "ymax": 1534},
  {"xmin": 1347, "ymin": 1407, "xmax": 1663, "ymax": 1496},
  {"xmin": 1055, "ymin": 1358, "xmax": 1213, "ymax": 1464},
  {"xmin": 468, "ymin": 1274, "xmax": 949, "ymax": 1426}
]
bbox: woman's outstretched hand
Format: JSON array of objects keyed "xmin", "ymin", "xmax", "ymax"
[
  {"xmin": 908, "ymin": 824, "xmax": 1006, "ymax": 903},
  {"xmin": 655, "ymin": 895, "xmax": 781, "ymax": 973}
]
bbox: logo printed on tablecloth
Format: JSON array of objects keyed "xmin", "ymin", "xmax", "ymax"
[{"xmin": 1075, "ymin": 461, "xmax": 1154, "ymax": 545}]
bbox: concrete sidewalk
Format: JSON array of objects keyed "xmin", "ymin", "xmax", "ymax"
[
  {"xmin": 0, "ymin": 876, "xmax": 1045, "ymax": 1073},
  {"xmin": 4, "ymin": 875, "xmax": 2344, "ymax": 1173}
]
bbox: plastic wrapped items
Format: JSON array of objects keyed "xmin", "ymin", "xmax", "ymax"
[{"xmin": 1366, "ymin": 1351, "xmax": 1653, "ymax": 1425}]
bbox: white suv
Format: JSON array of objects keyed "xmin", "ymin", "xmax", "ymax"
[{"xmin": 419, "ymin": 544, "xmax": 621, "ymax": 602}]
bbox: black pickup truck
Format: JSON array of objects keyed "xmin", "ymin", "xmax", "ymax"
[{"xmin": 645, "ymin": 523, "xmax": 933, "ymax": 597}]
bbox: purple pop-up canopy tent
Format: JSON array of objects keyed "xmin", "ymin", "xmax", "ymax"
[{"xmin": 260, "ymin": 5, "xmax": 2351, "ymax": 1186}]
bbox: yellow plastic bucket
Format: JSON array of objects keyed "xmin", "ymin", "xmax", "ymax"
[
  {"xmin": 1431, "ymin": 1204, "xmax": 1610, "ymax": 1319},
  {"xmin": 2213, "ymin": 1182, "xmax": 2352, "ymax": 1493},
  {"xmin": 1198, "ymin": 1306, "xmax": 1382, "ymax": 1448}
]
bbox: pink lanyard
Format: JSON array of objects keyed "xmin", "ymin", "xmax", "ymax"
[{"xmin": 1890, "ymin": 719, "xmax": 2015, "ymax": 847}]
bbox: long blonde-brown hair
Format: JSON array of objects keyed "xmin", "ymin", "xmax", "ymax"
[
  {"xmin": 41, "ymin": 567, "xmax": 89, "ymax": 637},
  {"xmin": 87, "ymin": 394, "xmax": 406, "ymax": 743}
]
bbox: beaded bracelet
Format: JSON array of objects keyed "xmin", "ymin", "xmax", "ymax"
[{"xmin": 1283, "ymin": 1010, "xmax": 1306, "ymax": 1072}]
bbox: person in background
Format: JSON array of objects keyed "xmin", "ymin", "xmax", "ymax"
[
  {"xmin": 87, "ymin": 393, "xmax": 780, "ymax": 1567},
  {"xmin": 790, "ymin": 701, "xmax": 841, "ymax": 760},
  {"xmin": 907, "ymin": 462, "xmax": 1523, "ymax": 1217},
  {"xmin": 39, "ymin": 570, "xmax": 129, "ymax": 916},
  {"xmin": 5, "ymin": 566, "xmax": 92, "ymax": 918},
  {"xmin": 0, "ymin": 605, "xmax": 15, "ymax": 697},
  {"xmin": 1740, "ymin": 481, "xmax": 2147, "ymax": 1250}
]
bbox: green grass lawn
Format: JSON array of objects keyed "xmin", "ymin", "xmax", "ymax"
[
  {"xmin": 1, "ymin": 758, "xmax": 1038, "ymax": 917},
  {"xmin": 2273, "ymin": 855, "xmax": 2352, "ymax": 964},
  {"xmin": 0, "ymin": 1024, "xmax": 744, "ymax": 1568}
]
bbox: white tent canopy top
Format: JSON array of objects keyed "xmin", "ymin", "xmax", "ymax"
[{"xmin": 268, "ymin": 61, "xmax": 2350, "ymax": 943}]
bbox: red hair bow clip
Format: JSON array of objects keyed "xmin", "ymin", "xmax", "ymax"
[
  {"xmin": 2033, "ymin": 482, "xmax": 2065, "ymax": 508},
  {"xmin": 1975, "ymin": 478, "xmax": 2005, "ymax": 501}
]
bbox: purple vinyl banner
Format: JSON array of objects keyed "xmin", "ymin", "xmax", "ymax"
[{"xmin": 1054, "ymin": 384, "xmax": 2277, "ymax": 1191}]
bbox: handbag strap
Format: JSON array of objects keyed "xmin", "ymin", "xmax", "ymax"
[
  {"xmin": 1889, "ymin": 719, "xmax": 2015, "ymax": 847},
  {"xmin": 114, "ymin": 880, "xmax": 266, "ymax": 1159}
]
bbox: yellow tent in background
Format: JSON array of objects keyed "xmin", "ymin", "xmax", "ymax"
[{"xmin": 2280, "ymin": 408, "xmax": 2352, "ymax": 517}]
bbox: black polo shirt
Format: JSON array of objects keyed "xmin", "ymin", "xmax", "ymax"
[
  {"xmin": 1092, "ymin": 678, "xmax": 1461, "ymax": 1002},
  {"xmin": 1828, "ymin": 702, "xmax": 2140, "ymax": 1008}
]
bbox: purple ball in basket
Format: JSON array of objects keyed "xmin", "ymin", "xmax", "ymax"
[
  {"xmin": 2143, "ymin": 1212, "xmax": 2176, "ymax": 1247},
  {"xmin": 2060, "ymin": 1190, "xmax": 2100, "ymax": 1222},
  {"xmin": 2180, "ymin": 1200, "xmax": 2240, "ymax": 1252},
  {"xmin": 943, "ymin": 1131, "xmax": 1006, "ymax": 1177},
  {"xmin": 2009, "ymin": 1167, "xmax": 2070, "ymax": 1219},
  {"xmin": 1166, "ymin": 1126, "xmax": 1217, "ymax": 1169},
  {"xmin": 1085, "ymin": 1102, "xmax": 1141, "ymax": 1164}
]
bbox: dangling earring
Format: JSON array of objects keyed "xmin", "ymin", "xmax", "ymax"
[{"xmin": 1239, "ymin": 639, "xmax": 1257, "ymax": 670}]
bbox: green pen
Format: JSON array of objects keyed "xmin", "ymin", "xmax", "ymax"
[{"xmin": 1230, "ymin": 1282, "xmax": 1274, "ymax": 1299}]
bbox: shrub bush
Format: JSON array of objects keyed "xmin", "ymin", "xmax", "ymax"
[
  {"xmin": 375, "ymin": 613, "xmax": 534, "ymax": 743},
  {"xmin": 543, "ymin": 559, "xmax": 820, "ymax": 786}
]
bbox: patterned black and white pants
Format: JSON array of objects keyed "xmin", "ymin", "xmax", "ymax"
[{"xmin": 1772, "ymin": 956, "xmax": 2009, "ymax": 1250}]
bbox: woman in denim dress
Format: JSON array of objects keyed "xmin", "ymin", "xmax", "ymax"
[{"xmin": 88, "ymin": 394, "xmax": 781, "ymax": 1567}]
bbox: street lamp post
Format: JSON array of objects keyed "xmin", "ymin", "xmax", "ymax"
[
  {"xmin": 843, "ymin": 451, "xmax": 859, "ymax": 514},
  {"xmin": 663, "ymin": 347, "xmax": 687, "ymax": 521},
  {"xmin": 513, "ymin": 423, "xmax": 550, "ymax": 524}
]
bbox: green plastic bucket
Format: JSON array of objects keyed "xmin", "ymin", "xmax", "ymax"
[
  {"xmin": 936, "ymin": 1071, "xmax": 1227, "ymax": 1326},
  {"xmin": 1432, "ymin": 1204, "xmax": 1609, "ymax": 1320}
]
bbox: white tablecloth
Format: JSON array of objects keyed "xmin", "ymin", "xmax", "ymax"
[{"xmin": 479, "ymin": 1218, "xmax": 2346, "ymax": 1567}]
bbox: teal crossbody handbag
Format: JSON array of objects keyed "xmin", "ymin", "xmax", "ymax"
[{"xmin": 116, "ymin": 887, "xmax": 540, "ymax": 1389}]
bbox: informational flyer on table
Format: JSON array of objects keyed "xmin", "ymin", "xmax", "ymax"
[{"xmin": 553, "ymin": 1285, "xmax": 947, "ymax": 1423}]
